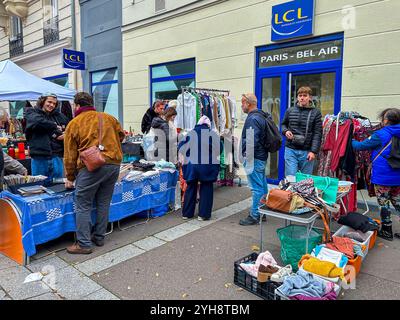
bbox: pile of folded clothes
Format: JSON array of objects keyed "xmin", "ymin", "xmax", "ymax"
[
  {"xmin": 132, "ymin": 160, "xmax": 155, "ymax": 172},
  {"xmin": 338, "ymin": 212, "xmax": 379, "ymax": 233}
]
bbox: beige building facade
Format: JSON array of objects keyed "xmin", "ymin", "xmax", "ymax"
[
  {"xmin": 122, "ymin": 0, "xmax": 400, "ymax": 133},
  {"xmin": 0, "ymin": 0, "xmax": 81, "ymax": 116}
]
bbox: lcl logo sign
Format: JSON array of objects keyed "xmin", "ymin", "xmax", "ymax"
[
  {"xmin": 62, "ymin": 49, "xmax": 85, "ymax": 70},
  {"xmin": 271, "ymin": 0, "xmax": 315, "ymax": 42}
]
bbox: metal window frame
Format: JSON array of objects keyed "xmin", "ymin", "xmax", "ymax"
[{"xmin": 149, "ymin": 58, "xmax": 196, "ymax": 106}]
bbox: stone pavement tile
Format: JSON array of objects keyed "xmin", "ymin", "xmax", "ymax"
[
  {"xmin": 0, "ymin": 266, "xmax": 51, "ymax": 300},
  {"xmin": 0, "ymin": 254, "xmax": 19, "ymax": 271},
  {"xmin": 27, "ymin": 255, "xmax": 69, "ymax": 274},
  {"xmin": 82, "ymin": 288, "xmax": 120, "ymax": 300},
  {"xmin": 43, "ymin": 266, "xmax": 102, "ymax": 299},
  {"xmin": 339, "ymin": 272, "xmax": 400, "ymax": 300},
  {"xmin": 153, "ymin": 223, "xmax": 201, "ymax": 242},
  {"xmin": 0, "ymin": 288, "xmax": 6, "ymax": 299},
  {"xmin": 214, "ymin": 207, "xmax": 236, "ymax": 221},
  {"xmin": 94, "ymin": 224, "xmax": 281, "ymax": 300},
  {"xmin": 28, "ymin": 293, "xmax": 63, "ymax": 300},
  {"xmin": 56, "ymin": 210, "xmax": 184, "ymax": 264},
  {"xmin": 75, "ymin": 245, "xmax": 145, "ymax": 276},
  {"xmin": 360, "ymin": 244, "xmax": 400, "ymax": 284},
  {"xmin": 133, "ymin": 236, "xmax": 167, "ymax": 252},
  {"xmin": 186, "ymin": 218, "xmax": 215, "ymax": 227},
  {"xmin": 212, "ymin": 186, "xmax": 251, "ymax": 202}
]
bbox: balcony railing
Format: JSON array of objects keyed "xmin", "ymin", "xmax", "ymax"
[
  {"xmin": 9, "ymin": 33, "xmax": 23, "ymax": 57},
  {"xmin": 43, "ymin": 16, "xmax": 59, "ymax": 46}
]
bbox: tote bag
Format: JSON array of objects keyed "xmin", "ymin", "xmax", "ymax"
[{"xmin": 296, "ymin": 172, "xmax": 339, "ymax": 205}]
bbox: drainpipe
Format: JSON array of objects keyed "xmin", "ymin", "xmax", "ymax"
[{"xmin": 71, "ymin": 0, "xmax": 78, "ymax": 91}]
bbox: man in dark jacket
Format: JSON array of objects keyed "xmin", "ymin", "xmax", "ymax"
[
  {"xmin": 281, "ymin": 86, "xmax": 322, "ymax": 177},
  {"xmin": 141, "ymin": 100, "xmax": 165, "ymax": 134},
  {"xmin": 239, "ymin": 93, "xmax": 269, "ymax": 226},
  {"xmin": 24, "ymin": 93, "xmax": 69, "ymax": 183}
]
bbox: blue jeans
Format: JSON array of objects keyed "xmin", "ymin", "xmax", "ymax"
[
  {"xmin": 244, "ymin": 159, "xmax": 268, "ymax": 220},
  {"xmin": 284, "ymin": 147, "xmax": 315, "ymax": 177},
  {"xmin": 31, "ymin": 157, "xmax": 64, "ymax": 184}
]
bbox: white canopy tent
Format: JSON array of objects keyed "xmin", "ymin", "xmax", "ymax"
[{"xmin": 0, "ymin": 60, "xmax": 76, "ymax": 101}]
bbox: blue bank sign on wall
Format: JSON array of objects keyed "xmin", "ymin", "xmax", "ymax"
[
  {"xmin": 63, "ymin": 49, "xmax": 85, "ymax": 70},
  {"xmin": 271, "ymin": 0, "xmax": 315, "ymax": 42}
]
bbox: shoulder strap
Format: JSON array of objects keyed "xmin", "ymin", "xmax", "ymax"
[
  {"xmin": 98, "ymin": 112, "xmax": 103, "ymax": 148},
  {"xmin": 372, "ymin": 139, "xmax": 392, "ymax": 163},
  {"xmin": 304, "ymin": 110, "xmax": 312, "ymax": 137}
]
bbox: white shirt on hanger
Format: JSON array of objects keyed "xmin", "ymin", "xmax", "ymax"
[{"xmin": 175, "ymin": 92, "xmax": 197, "ymax": 130}]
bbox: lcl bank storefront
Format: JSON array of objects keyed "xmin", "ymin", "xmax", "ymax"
[
  {"xmin": 122, "ymin": 0, "xmax": 399, "ymax": 182},
  {"xmin": 257, "ymin": 0, "xmax": 344, "ymax": 182}
]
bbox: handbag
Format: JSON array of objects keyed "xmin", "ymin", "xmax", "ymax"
[
  {"xmin": 264, "ymin": 189, "xmax": 305, "ymax": 213},
  {"xmin": 291, "ymin": 111, "xmax": 312, "ymax": 148},
  {"xmin": 80, "ymin": 113, "xmax": 106, "ymax": 172}
]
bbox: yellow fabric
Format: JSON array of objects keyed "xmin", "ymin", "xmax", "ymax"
[
  {"xmin": 301, "ymin": 256, "xmax": 344, "ymax": 279},
  {"xmin": 64, "ymin": 111, "xmax": 125, "ymax": 181}
]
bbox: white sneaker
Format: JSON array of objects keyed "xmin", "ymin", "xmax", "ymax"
[
  {"xmin": 198, "ymin": 216, "xmax": 206, "ymax": 221},
  {"xmin": 270, "ymin": 265, "xmax": 293, "ymax": 283},
  {"xmin": 182, "ymin": 216, "xmax": 190, "ymax": 220}
]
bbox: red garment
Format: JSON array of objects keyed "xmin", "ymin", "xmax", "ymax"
[
  {"xmin": 326, "ymin": 236, "xmax": 354, "ymax": 259},
  {"xmin": 323, "ymin": 120, "xmax": 352, "ymax": 172}
]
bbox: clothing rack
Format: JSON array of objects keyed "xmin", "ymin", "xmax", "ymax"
[{"xmin": 180, "ymin": 86, "xmax": 231, "ymax": 130}]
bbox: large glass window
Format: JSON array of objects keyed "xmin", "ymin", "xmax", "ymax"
[
  {"xmin": 150, "ymin": 59, "xmax": 195, "ymax": 104},
  {"xmin": 91, "ymin": 68, "xmax": 119, "ymax": 119}
]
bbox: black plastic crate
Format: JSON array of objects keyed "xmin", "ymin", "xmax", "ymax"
[{"xmin": 234, "ymin": 252, "xmax": 281, "ymax": 300}]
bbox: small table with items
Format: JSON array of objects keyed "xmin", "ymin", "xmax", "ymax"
[{"xmin": 0, "ymin": 169, "xmax": 178, "ymax": 265}]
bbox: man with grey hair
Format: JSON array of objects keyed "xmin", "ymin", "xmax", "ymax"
[{"xmin": 239, "ymin": 93, "xmax": 269, "ymax": 226}]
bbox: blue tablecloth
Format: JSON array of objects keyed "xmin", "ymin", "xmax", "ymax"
[{"xmin": 0, "ymin": 170, "xmax": 178, "ymax": 257}]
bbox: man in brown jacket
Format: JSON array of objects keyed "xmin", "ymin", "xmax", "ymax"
[{"xmin": 64, "ymin": 92, "xmax": 125, "ymax": 254}]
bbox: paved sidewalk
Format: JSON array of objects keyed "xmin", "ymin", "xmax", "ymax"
[{"xmin": 1, "ymin": 184, "xmax": 399, "ymax": 300}]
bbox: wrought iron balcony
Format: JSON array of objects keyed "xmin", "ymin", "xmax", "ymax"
[
  {"xmin": 43, "ymin": 16, "xmax": 59, "ymax": 46},
  {"xmin": 9, "ymin": 33, "xmax": 23, "ymax": 57}
]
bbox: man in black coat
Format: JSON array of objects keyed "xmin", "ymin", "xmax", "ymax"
[
  {"xmin": 141, "ymin": 100, "xmax": 165, "ymax": 134},
  {"xmin": 24, "ymin": 93, "xmax": 69, "ymax": 183},
  {"xmin": 281, "ymin": 86, "xmax": 322, "ymax": 177}
]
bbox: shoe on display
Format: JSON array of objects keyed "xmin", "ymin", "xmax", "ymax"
[
  {"xmin": 239, "ymin": 215, "xmax": 259, "ymax": 226},
  {"xmin": 67, "ymin": 243, "xmax": 93, "ymax": 255},
  {"xmin": 270, "ymin": 264, "xmax": 292, "ymax": 283}
]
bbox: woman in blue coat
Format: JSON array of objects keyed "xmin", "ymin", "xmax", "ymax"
[
  {"xmin": 178, "ymin": 116, "xmax": 221, "ymax": 221},
  {"xmin": 352, "ymin": 108, "xmax": 400, "ymax": 241}
]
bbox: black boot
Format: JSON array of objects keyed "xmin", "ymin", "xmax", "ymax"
[
  {"xmin": 394, "ymin": 233, "xmax": 400, "ymax": 240},
  {"xmin": 377, "ymin": 223, "xmax": 393, "ymax": 241}
]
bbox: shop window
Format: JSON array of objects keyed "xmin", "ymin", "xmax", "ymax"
[
  {"xmin": 91, "ymin": 68, "xmax": 119, "ymax": 119},
  {"xmin": 150, "ymin": 59, "xmax": 195, "ymax": 104}
]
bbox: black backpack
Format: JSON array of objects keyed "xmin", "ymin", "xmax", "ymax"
[{"xmin": 254, "ymin": 111, "xmax": 282, "ymax": 153}]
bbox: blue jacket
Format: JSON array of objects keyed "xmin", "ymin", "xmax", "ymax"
[
  {"xmin": 241, "ymin": 110, "xmax": 269, "ymax": 161},
  {"xmin": 352, "ymin": 124, "xmax": 400, "ymax": 186},
  {"xmin": 178, "ymin": 124, "xmax": 221, "ymax": 182}
]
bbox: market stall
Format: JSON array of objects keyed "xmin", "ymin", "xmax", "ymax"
[{"xmin": 0, "ymin": 168, "xmax": 178, "ymax": 265}]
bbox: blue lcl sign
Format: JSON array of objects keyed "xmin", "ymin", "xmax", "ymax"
[
  {"xmin": 63, "ymin": 49, "xmax": 85, "ymax": 70},
  {"xmin": 271, "ymin": 0, "xmax": 315, "ymax": 42}
]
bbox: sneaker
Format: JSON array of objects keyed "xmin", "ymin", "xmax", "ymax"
[
  {"xmin": 239, "ymin": 215, "xmax": 259, "ymax": 226},
  {"xmin": 270, "ymin": 265, "xmax": 293, "ymax": 283},
  {"xmin": 197, "ymin": 216, "xmax": 209, "ymax": 221},
  {"xmin": 182, "ymin": 216, "xmax": 190, "ymax": 220},
  {"xmin": 394, "ymin": 233, "xmax": 400, "ymax": 239},
  {"xmin": 66, "ymin": 243, "xmax": 93, "ymax": 255}
]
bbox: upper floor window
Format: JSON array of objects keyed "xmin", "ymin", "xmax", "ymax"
[
  {"xmin": 43, "ymin": 0, "xmax": 59, "ymax": 45},
  {"xmin": 9, "ymin": 16, "xmax": 23, "ymax": 57}
]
